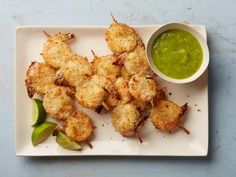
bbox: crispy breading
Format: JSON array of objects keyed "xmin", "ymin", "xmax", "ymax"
[
  {"xmin": 123, "ymin": 46, "xmax": 154, "ymax": 76},
  {"xmin": 112, "ymin": 103, "xmax": 141, "ymax": 136},
  {"xmin": 105, "ymin": 77, "xmax": 132, "ymax": 108},
  {"xmin": 105, "ymin": 22, "xmax": 143, "ymax": 54},
  {"xmin": 43, "ymin": 85, "xmax": 74, "ymax": 120},
  {"xmin": 64, "ymin": 111, "xmax": 93, "ymax": 142},
  {"xmin": 42, "ymin": 32, "xmax": 75, "ymax": 68},
  {"xmin": 75, "ymin": 75, "xmax": 118, "ymax": 109},
  {"xmin": 150, "ymin": 100, "xmax": 188, "ymax": 132},
  {"xmin": 130, "ymin": 99, "xmax": 151, "ymax": 112},
  {"xmin": 58, "ymin": 54, "xmax": 93, "ymax": 87},
  {"xmin": 120, "ymin": 66, "xmax": 132, "ymax": 80},
  {"xmin": 91, "ymin": 54, "xmax": 121, "ymax": 82},
  {"xmin": 25, "ymin": 61, "xmax": 57, "ymax": 98},
  {"xmin": 129, "ymin": 74, "xmax": 157, "ymax": 103}
]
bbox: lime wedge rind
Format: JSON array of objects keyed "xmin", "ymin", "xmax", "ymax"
[
  {"xmin": 31, "ymin": 98, "xmax": 47, "ymax": 126},
  {"xmin": 56, "ymin": 132, "xmax": 82, "ymax": 150},
  {"xmin": 31, "ymin": 122, "xmax": 57, "ymax": 146}
]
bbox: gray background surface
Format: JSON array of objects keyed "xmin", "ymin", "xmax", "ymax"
[{"xmin": 1, "ymin": 0, "xmax": 236, "ymax": 176}]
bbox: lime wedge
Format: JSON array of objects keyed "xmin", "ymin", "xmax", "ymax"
[
  {"xmin": 56, "ymin": 132, "xmax": 82, "ymax": 150},
  {"xmin": 31, "ymin": 122, "xmax": 57, "ymax": 146},
  {"xmin": 31, "ymin": 98, "xmax": 47, "ymax": 126}
]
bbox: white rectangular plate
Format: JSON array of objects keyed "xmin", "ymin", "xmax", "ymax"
[{"xmin": 15, "ymin": 25, "xmax": 208, "ymax": 156}]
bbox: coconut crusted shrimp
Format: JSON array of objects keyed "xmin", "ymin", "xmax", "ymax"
[
  {"xmin": 25, "ymin": 61, "xmax": 57, "ymax": 98},
  {"xmin": 105, "ymin": 77, "xmax": 132, "ymax": 108},
  {"xmin": 150, "ymin": 100, "xmax": 189, "ymax": 134},
  {"xmin": 122, "ymin": 45, "xmax": 154, "ymax": 76},
  {"xmin": 42, "ymin": 32, "xmax": 75, "ymax": 68},
  {"xmin": 112, "ymin": 103, "xmax": 143, "ymax": 142},
  {"xmin": 129, "ymin": 74, "xmax": 157, "ymax": 103},
  {"xmin": 43, "ymin": 85, "xmax": 75, "ymax": 120},
  {"xmin": 105, "ymin": 15, "xmax": 143, "ymax": 54},
  {"xmin": 63, "ymin": 111, "xmax": 94, "ymax": 143},
  {"xmin": 75, "ymin": 75, "xmax": 118, "ymax": 110},
  {"xmin": 57, "ymin": 54, "xmax": 93, "ymax": 87},
  {"xmin": 91, "ymin": 51, "xmax": 121, "ymax": 82}
]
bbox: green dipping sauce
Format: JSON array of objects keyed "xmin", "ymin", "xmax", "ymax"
[{"xmin": 152, "ymin": 29, "xmax": 203, "ymax": 79}]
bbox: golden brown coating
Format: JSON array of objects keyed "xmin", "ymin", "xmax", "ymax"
[
  {"xmin": 130, "ymin": 99, "xmax": 151, "ymax": 112},
  {"xmin": 120, "ymin": 66, "xmax": 132, "ymax": 80},
  {"xmin": 150, "ymin": 100, "xmax": 188, "ymax": 132},
  {"xmin": 58, "ymin": 54, "xmax": 93, "ymax": 87},
  {"xmin": 42, "ymin": 32, "xmax": 75, "ymax": 68},
  {"xmin": 112, "ymin": 103, "xmax": 141, "ymax": 136},
  {"xmin": 64, "ymin": 111, "xmax": 93, "ymax": 142},
  {"xmin": 105, "ymin": 77, "xmax": 132, "ymax": 108},
  {"xmin": 91, "ymin": 54, "xmax": 121, "ymax": 82},
  {"xmin": 105, "ymin": 22, "xmax": 143, "ymax": 54},
  {"xmin": 155, "ymin": 83, "xmax": 166, "ymax": 101},
  {"xmin": 43, "ymin": 85, "xmax": 75, "ymax": 120},
  {"xmin": 25, "ymin": 61, "xmax": 57, "ymax": 98},
  {"xmin": 129, "ymin": 74, "xmax": 157, "ymax": 103},
  {"xmin": 75, "ymin": 75, "xmax": 118, "ymax": 109},
  {"xmin": 123, "ymin": 46, "xmax": 154, "ymax": 76}
]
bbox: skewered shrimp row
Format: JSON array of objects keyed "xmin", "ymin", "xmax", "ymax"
[{"xmin": 105, "ymin": 16, "xmax": 189, "ymax": 138}]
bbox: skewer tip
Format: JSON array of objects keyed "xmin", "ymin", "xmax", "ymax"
[
  {"xmin": 135, "ymin": 131, "xmax": 143, "ymax": 143},
  {"xmin": 110, "ymin": 13, "xmax": 117, "ymax": 23},
  {"xmin": 86, "ymin": 141, "xmax": 93, "ymax": 149},
  {"xmin": 91, "ymin": 50, "xmax": 97, "ymax": 58},
  {"xmin": 102, "ymin": 102, "xmax": 110, "ymax": 111},
  {"xmin": 178, "ymin": 125, "xmax": 190, "ymax": 135},
  {"xmin": 43, "ymin": 31, "xmax": 50, "ymax": 38}
]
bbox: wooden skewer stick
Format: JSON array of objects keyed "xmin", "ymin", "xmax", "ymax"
[
  {"xmin": 135, "ymin": 131, "xmax": 143, "ymax": 143},
  {"xmin": 102, "ymin": 101, "xmax": 110, "ymax": 111},
  {"xmin": 91, "ymin": 50, "xmax": 98, "ymax": 58},
  {"xmin": 43, "ymin": 31, "xmax": 50, "ymax": 38},
  {"xmin": 86, "ymin": 141, "xmax": 93, "ymax": 149},
  {"xmin": 110, "ymin": 13, "xmax": 117, "ymax": 23},
  {"xmin": 178, "ymin": 125, "xmax": 190, "ymax": 135},
  {"xmin": 151, "ymin": 99, "xmax": 154, "ymax": 107}
]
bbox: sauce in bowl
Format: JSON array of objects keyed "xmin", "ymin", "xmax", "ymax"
[{"xmin": 151, "ymin": 29, "xmax": 203, "ymax": 79}]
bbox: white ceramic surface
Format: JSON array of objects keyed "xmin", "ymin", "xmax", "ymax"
[
  {"xmin": 146, "ymin": 23, "xmax": 209, "ymax": 84},
  {"xmin": 15, "ymin": 25, "xmax": 208, "ymax": 156}
]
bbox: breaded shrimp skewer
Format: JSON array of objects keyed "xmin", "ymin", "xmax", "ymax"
[
  {"xmin": 75, "ymin": 75, "xmax": 118, "ymax": 110},
  {"xmin": 150, "ymin": 100, "xmax": 189, "ymax": 134},
  {"xmin": 25, "ymin": 61, "xmax": 57, "ymax": 98},
  {"xmin": 43, "ymin": 85, "xmax": 75, "ymax": 121},
  {"xmin": 121, "ymin": 46, "xmax": 155, "ymax": 77},
  {"xmin": 54, "ymin": 111, "xmax": 94, "ymax": 148},
  {"xmin": 105, "ymin": 14, "xmax": 144, "ymax": 54},
  {"xmin": 56, "ymin": 54, "xmax": 93, "ymax": 88},
  {"xmin": 91, "ymin": 50, "xmax": 121, "ymax": 82},
  {"xmin": 128, "ymin": 74, "xmax": 157, "ymax": 104},
  {"xmin": 105, "ymin": 77, "xmax": 132, "ymax": 108},
  {"xmin": 112, "ymin": 103, "xmax": 144, "ymax": 143},
  {"xmin": 41, "ymin": 32, "xmax": 75, "ymax": 69}
]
